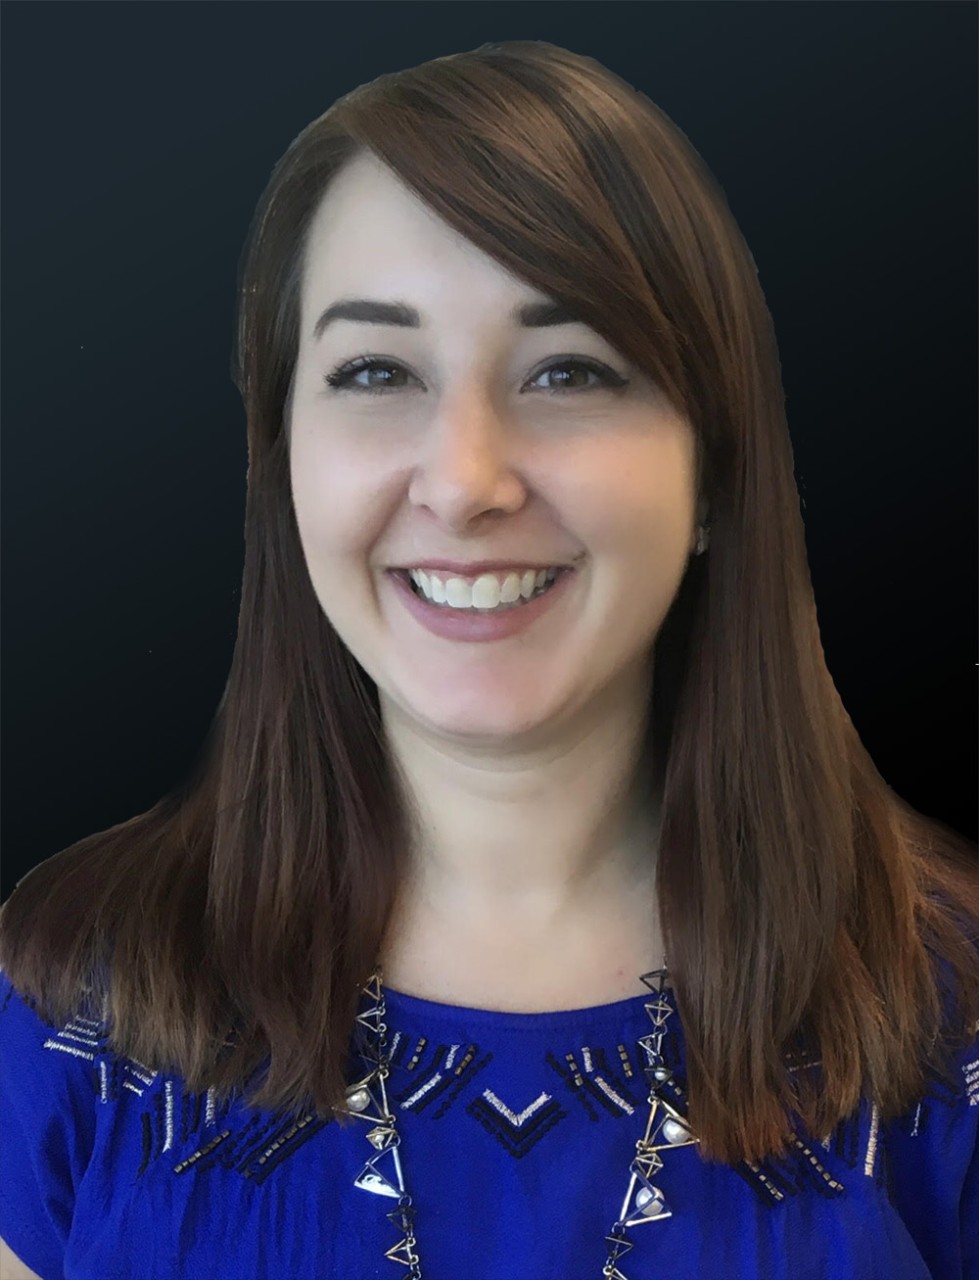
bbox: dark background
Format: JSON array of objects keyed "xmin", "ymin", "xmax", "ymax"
[{"xmin": 2, "ymin": 1, "xmax": 976, "ymax": 902}]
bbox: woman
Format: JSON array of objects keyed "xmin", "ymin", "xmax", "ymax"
[{"xmin": 1, "ymin": 39, "xmax": 976, "ymax": 1280}]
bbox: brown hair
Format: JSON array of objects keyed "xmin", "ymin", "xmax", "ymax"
[{"xmin": 2, "ymin": 39, "xmax": 977, "ymax": 1166}]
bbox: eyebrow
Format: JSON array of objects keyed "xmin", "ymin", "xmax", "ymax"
[{"xmin": 311, "ymin": 296, "xmax": 582, "ymax": 342}]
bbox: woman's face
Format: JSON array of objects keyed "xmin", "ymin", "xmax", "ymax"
[{"xmin": 289, "ymin": 151, "xmax": 702, "ymax": 746}]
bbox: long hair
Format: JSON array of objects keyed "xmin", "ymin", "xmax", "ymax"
[{"xmin": 2, "ymin": 39, "xmax": 976, "ymax": 1166}]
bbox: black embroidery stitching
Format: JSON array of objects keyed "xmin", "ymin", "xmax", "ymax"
[
  {"xmin": 179, "ymin": 1089, "xmax": 210, "ymax": 1146},
  {"xmin": 831, "ymin": 1112, "xmax": 862, "ymax": 1168},
  {"xmin": 243, "ymin": 1112, "xmax": 331, "ymax": 1186},
  {"xmin": 392, "ymin": 1042, "xmax": 483, "ymax": 1115},
  {"xmin": 403, "ymin": 1035, "xmax": 428, "ymax": 1072},
  {"xmin": 395, "ymin": 1065, "xmax": 460, "ymax": 1115},
  {"xmin": 102, "ymin": 1053, "xmax": 122, "ymax": 1104},
  {"xmin": 732, "ymin": 1160, "xmax": 790, "ymax": 1206},
  {"xmin": 394, "ymin": 1037, "xmax": 444, "ymax": 1081},
  {"xmin": 446, "ymin": 1042, "xmax": 479, "ymax": 1077},
  {"xmin": 466, "ymin": 1091, "xmax": 567, "ymax": 1157},
  {"xmin": 137, "ymin": 1111, "xmax": 153, "ymax": 1178},
  {"xmin": 432, "ymin": 1050, "xmax": 492, "ymax": 1120},
  {"xmin": 751, "ymin": 1157, "xmax": 800, "ymax": 1200},
  {"xmin": 387, "ymin": 1030, "xmax": 414, "ymax": 1071},
  {"xmin": 873, "ymin": 1131, "xmax": 889, "ymax": 1189},
  {"xmin": 222, "ymin": 1112, "xmax": 272, "ymax": 1171},
  {"xmin": 172, "ymin": 1129, "xmax": 234, "ymax": 1175},
  {"xmin": 879, "ymin": 1140, "xmax": 897, "ymax": 1203},
  {"xmin": 545, "ymin": 1049, "xmax": 601, "ymax": 1121},
  {"xmin": 777, "ymin": 1137, "xmax": 846, "ymax": 1198},
  {"xmin": 151, "ymin": 1088, "xmax": 166, "ymax": 1161}
]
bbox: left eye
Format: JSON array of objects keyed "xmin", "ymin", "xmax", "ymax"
[{"xmin": 529, "ymin": 359, "xmax": 627, "ymax": 393}]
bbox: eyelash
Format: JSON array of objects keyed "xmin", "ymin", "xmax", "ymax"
[{"xmin": 322, "ymin": 354, "xmax": 628, "ymax": 397}]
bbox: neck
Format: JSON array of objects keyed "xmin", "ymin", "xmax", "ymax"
[
  {"xmin": 376, "ymin": 861, "xmax": 664, "ymax": 1011},
  {"xmin": 380, "ymin": 666, "xmax": 660, "ymax": 929},
  {"xmin": 374, "ymin": 654, "xmax": 666, "ymax": 1009}
]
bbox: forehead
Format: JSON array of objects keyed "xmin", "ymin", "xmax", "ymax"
[{"xmin": 301, "ymin": 151, "xmax": 544, "ymax": 318}]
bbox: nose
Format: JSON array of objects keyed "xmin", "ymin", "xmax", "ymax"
[{"xmin": 407, "ymin": 384, "xmax": 527, "ymax": 527}]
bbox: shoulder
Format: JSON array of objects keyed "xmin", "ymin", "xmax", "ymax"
[
  {"xmin": 0, "ymin": 968, "xmax": 103, "ymax": 1280},
  {"xmin": 883, "ymin": 1011, "xmax": 979, "ymax": 1155},
  {"xmin": 0, "ymin": 966, "xmax": 102, "ymax": 1134},
  {"xmin": 879, "ymin": 1017, "xmax": 979, "ymax": 1279},
  {"xmin": 0, "ymin": 966, "xmax": 102, "ymax": 1065}
]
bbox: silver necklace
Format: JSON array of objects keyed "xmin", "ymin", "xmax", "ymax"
[{"xmin": 341, "ymin": 963, "xmax": 700, "ymax": 1279}]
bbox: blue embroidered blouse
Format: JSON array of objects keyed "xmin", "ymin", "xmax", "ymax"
[{"xmin": 1, "ymin": 966, "xmax": 976, "ymax": 1279}]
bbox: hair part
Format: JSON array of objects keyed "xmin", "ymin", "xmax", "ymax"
[{"xmin": 3, "ymin": 39, "xmax": 977, "ymax": 1166}]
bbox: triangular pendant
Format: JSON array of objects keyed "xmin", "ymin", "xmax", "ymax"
[
  {"xmin": 384, "ymin": 1235, "xmax": 420, "ymax": 1268},
  {"xmin": 366, "ymin": 1122, "xmax": 398, "ymax": 1150},
  {"xmin": 353, "ymin": 974, "xmax": 386, "ymax": 1044},
  {"xmin": 638, "ymin": 967, "xmax": 670, "ymax": 993},
  {"xmin": 632, "ymin": 1146, "xmax": 664, "ymax": 1180},
  {"xmin": 353, "ymin": 1146, "xmax": 404, "ymax": 1198},
  {"xmin": 603, "ymin": 1232, "xmax": 634, "ymax": 1261},
  {"xmin": 386, "ymin": 1202, "xmax": 416, "ymax": 1232},
  {"xmin": 352, "ymin": 1028, "xmax": 385, "ymax": 1071},
  {"xmin": 641, "ymin": 994, "xmax": 672, "ymax": 1028},
  {"xmin": 341, "ymin": 1080, "xmax": 389, "ymax": 1126},
  {"xmin": 643, "ymin": 1062, "xmax": 674, "ymax": 1089},
  {"xmin": 623, "ymin": 1178, "xmax": 671, "ymax": 1226},
  {"xmin": 360, "ymin": 971, "xmax": 384, "ymax": 1007},
  {"xmin": 602, "ymin": 1227, "xmax": 638, "ymax": 1280},
  {"xmin": 649, "ymin": 1101, "xmax": 697, "ymax": 1150},
  {"xmin": 622, "ymin": 1146, "xmax": 672, "ymax": 1226}
]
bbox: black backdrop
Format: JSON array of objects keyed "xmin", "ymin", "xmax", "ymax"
[{"xmin": 2, "ymin": 1, "xmax": 976, "ymax": 902}]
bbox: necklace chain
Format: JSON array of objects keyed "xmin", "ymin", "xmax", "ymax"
[{"xmin": 341, "ymin": 964, "xmax": 700, "ymax": 1278}]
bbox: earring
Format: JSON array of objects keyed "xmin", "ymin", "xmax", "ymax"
[{"xmin": 694, "ymin": 523, "xmax": 711, "ymax": 556}]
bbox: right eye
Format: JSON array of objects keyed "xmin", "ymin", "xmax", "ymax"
[{"xmin": 324, "ymin": 357, "xmax": 415, "ymax": 396}]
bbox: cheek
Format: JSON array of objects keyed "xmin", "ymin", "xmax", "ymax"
[
  {"xmin": 291, "ymin": 442, "xmax": 389, "ymax": 558},
  {"xmin": 552, "ymin": 453, "xmax": 693, "ymax": 549}
]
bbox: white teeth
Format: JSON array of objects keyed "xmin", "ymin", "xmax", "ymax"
[{"xmin": 408, "ymin": 567, "xmax": 560, "ymax": 610}]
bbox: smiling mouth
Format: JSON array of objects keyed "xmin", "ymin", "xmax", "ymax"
[{"xmin": 398, "ymin": 567, "xmax": 568, "ymax": 612}]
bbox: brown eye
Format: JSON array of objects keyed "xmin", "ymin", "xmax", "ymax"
[
  {"xmin": 527, "ymin": 357, "xmax": 628, "ymax": 394},
  {"xmin": 324, "ymin": 357, "xmax": 416, "ymax": 395}
]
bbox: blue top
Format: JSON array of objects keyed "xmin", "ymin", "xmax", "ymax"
[{"xmin": 1, "ymin": 965, "xmax": 977, "ymax": 1280}]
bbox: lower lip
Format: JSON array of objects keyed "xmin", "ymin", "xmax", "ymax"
[{"xmin": 386, "ymin": 568, "xmax": 577, "ymax": 642}]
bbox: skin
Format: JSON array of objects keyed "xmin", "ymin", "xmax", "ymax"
[
  {"xmin": 0, "ymin": 1236, "xmax": 43, "ymax": 1279},
  {"xmin": 288, "ymin": 151, "xmax": 706, "ymax": 1009}
]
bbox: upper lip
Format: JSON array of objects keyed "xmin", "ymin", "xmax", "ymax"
[{"xmin": 390, "ymin": 559, "xmax": 575, "ymax": 575}]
